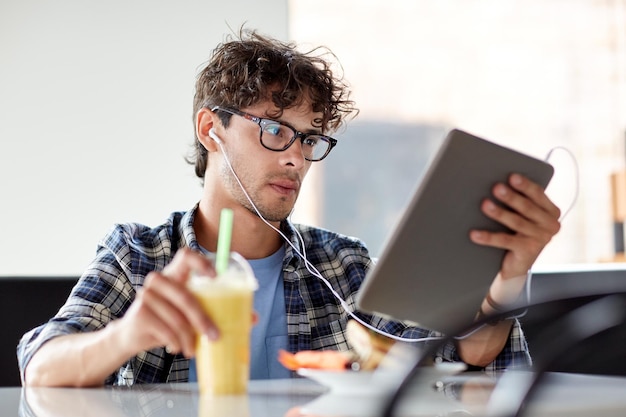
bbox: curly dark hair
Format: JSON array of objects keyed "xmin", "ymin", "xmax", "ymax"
[{"xmin": 187, "ymin": 29, "xmax": 358, "ymax": 179}]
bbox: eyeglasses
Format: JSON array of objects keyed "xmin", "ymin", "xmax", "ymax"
[{"xmin": 211, "ymin": 106, "xmax": 337, "ymax": 162}]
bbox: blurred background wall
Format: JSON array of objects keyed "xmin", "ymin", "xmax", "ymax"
[
  {"xmin": 290, "ymin": 0, "xmax": 626, "ymax": 265},
  {"xmin": 0, "ymin": 0, "xmax": 288, "ymax": 274},
  {"xmin": 1, "ymin": 0, "xmax": 625, "ymax": 275}
]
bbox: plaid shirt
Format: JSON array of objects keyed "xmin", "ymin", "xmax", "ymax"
[{"xmin": 18, "ymin": 204, "xmax": 531, "ymax": 386}]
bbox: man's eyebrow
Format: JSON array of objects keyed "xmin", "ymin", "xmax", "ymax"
[
  {"xmin": 270, "ymin": 116, "xmax": 323, "ymax": 135},
  {"xmin": 297, "ymin": 126, "xmax": 324, "ymax": 135}
]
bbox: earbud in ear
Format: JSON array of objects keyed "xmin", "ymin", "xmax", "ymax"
[{"xmin": 208, "ymin": 128, "xmax": 222, "ymax": 144}]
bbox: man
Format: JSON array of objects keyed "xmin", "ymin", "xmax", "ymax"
[{"xmin": 18, "ymin": 30, "xmax": 561, "ymax": 387}]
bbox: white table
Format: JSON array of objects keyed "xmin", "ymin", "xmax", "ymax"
[{"xmin": 3, "ymin": 371, "xmax": 626, "ymax": 417}]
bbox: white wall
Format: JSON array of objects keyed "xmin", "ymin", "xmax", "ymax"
[
  {"xmin": 289, "ymin": 0, "xmax": 626, "ymax": 265},
  {"xmin": 0, "ymin": 0, "xmax": 288, "ymax": 275}
]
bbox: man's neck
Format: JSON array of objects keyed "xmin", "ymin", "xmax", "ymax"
[{"xmin": 193, "ymin": 198, "xmax": 284, "ymax": 260}]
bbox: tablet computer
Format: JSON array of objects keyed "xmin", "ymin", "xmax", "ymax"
[{"xmin": 355, "ymin": 128, "xmax": 554, "ymax": 333}]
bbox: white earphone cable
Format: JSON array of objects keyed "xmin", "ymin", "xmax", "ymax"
[
  {"xmin": 544, "ymin": 146, "xmax": 579, "ymax": 222},
  {"xmin": 211, "ymin": 134, "xmax": 578, "ymax": 344},
  {"xmin": 213, "ymin": 135, "xmax": 442, "ymax": 343}
]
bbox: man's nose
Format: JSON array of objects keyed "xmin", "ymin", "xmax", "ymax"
[{"xmin": 279, "ymin": 138, "xmax": 306, "ymax": 168}]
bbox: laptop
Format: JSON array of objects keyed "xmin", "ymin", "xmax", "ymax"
[{"xmin": 355, "ymin": 128, "xmax": 554, "ymax": 333}]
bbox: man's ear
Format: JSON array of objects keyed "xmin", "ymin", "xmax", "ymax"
[{"xmin": 196, "ymin": 108, "xmax": 219, "ymax": 153}]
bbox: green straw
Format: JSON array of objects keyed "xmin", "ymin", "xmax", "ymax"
[{"xmin": 215, "ymin": 208, "xmax": 234, "ymax": 276}]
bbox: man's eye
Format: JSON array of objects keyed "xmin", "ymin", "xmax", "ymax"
[
  {"xmin": 263, "ymin": 123, "xmax": 282, "ymax": 136},
  {"xmin": 302, "ymin": 137, "xmax": 320, "ymax": 147}
]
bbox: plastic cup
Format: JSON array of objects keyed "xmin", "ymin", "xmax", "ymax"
[{"xmin": 188, "ymin": 252, "xmax": 258, "ymax": 395}]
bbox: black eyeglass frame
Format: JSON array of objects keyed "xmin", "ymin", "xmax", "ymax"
[{"xmin": 210, "ymin": 106, "xmax": 337, "ymax": 162}]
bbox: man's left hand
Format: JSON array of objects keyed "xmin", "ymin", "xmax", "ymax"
[{"xmin": 469, "ymin": 173, "xmax": 561, "ymax": 280}]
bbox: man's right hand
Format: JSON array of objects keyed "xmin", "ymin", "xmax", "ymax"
[
  {"xmin": 115, "ymin": 247, "xmax": 220, "ymax": 359},
  {"xmin": 25, "ymin": 248, "xmax": 220, "ymax": 387}
]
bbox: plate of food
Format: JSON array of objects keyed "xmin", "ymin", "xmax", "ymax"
[
  {"xmin": 295, "ymin": 362, "xmax": 466, "ymax": 396},
  {"xmin": 278, "ymin": 321, "xmax": 466, "ymax": 396}
]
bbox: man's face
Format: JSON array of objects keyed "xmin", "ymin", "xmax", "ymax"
[{"xmin": 216, "ymin": 101, "xmax": 320, "ymax": 222}]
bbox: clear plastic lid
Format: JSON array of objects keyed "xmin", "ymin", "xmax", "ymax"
[{"xmin": 188, "ymin": 251, "xmax": 258, "ymax": 291}]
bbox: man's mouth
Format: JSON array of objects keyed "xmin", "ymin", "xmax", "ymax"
[{"xmin": 269, "ymin": 179, "xmax": 300, "ymax": 196}]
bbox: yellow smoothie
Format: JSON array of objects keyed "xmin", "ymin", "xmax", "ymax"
[
  {"xmin": 192, "ymin": 286, "xmax": 253, "ymax": 395},
  {"xmin": 188, "ymin": 252, "xmax": 257, "ymax": 396}
]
